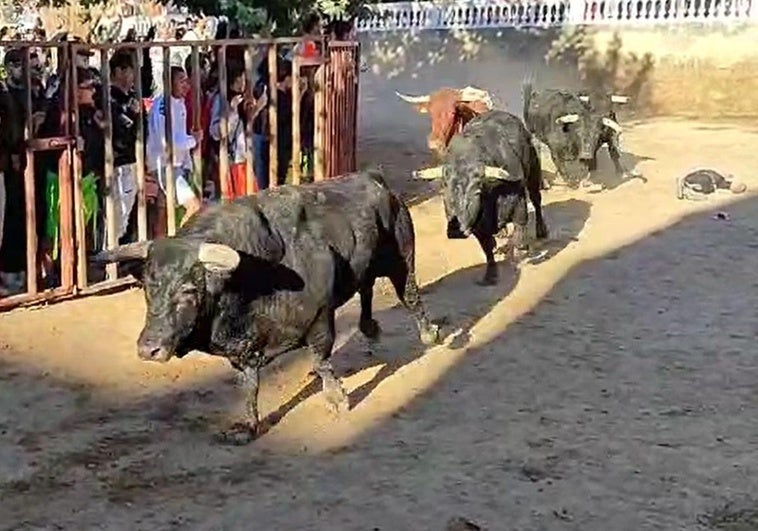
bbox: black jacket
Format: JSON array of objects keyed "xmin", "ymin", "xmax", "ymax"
[{"xmin": 110, "ymin": 85, "xmax": 141, "ymax": 167}]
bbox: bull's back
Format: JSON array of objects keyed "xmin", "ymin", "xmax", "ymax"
[{"xmin": 453, "ymin": 110, "xmax": 533, "ymax": 169}]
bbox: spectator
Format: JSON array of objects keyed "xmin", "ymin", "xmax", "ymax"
[
  {"xmin": 295, "ymin": 14, "xmax": 322, "ymax": 59},
  {"xmin": 275, "ymin": 58, "xmax": 294, "ymax": 187},
  {"xmin": 145, "ymin": 66, "xmax": 202, "ymax": 228},
  {"xmin": 0, "ymin": 48, "xmax": 42, "ymax": 295},
  {"xmin": 108, "ymin": 50, "xmax": 141, "ymax": 245},
  {"xmin": 209, "ymin": 61, "xmax": 267, "ymax": 199},
  {"xmin": 75, "ymin": 67, "xmax": 105, "ymax": 250}
]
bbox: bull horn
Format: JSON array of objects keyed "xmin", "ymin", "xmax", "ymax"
[
  {"xmin": 92, "ymin": 240, "xmax": 152, "ymax": 263},
  {"xmin": 483, "ymin": 166, "xmax": 518, "ymax": 181},
  {"xmin": 395, "ymin": 91, "xmax": 430, "ymax": 104},
  {"xmin": 610, "ymin": 94, "xmax": 630, "ymax": 104},
  {"xmin": 555, "ymin": 113, "xmax": 580, "ymax": 124},
  {"xmin": 601, "ymin": 117, "xmax": 622, "ymax": 133},
  {"xmin": 578, "ymin": 95, "xmax": 590, "ymax": 103},
  {"xmin": 412, "ymin": 166, "xmax": 445, "ymax": 180},
  {"xmin": 198, "ymin": 243, "xmax": 241, "ymax": 273}
]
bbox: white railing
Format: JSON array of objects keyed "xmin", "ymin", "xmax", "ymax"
[{"xmin": 355, "ymin": 0, "xmax": 757, "ymax": 31}]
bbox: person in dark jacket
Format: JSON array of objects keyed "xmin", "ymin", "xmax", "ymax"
[
  {"xmin": 251, "ymin": 56, "xmax": 294, "ymax": 189},
  {"xmin": 106, "ymin": 50, "xmax": 141, "ymax": 246}
]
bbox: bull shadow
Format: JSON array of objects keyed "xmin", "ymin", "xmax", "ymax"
[
  {"xmin": 527, "ymin": 198, "xmax": 591, "ymax": 265},
  {"xmin": 588, "ymin": 148, "xmax": 656, "ymax": 192}
]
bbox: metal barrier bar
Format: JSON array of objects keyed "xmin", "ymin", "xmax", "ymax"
[
  {"xmin": 314, "ymin": 63, "xmax": 326, "ymax": 182},
  {"xmin": 292, "ymin": 54, "xmax": 302, "ymax": 186},
  {"xmin": 100, "ymin": 49, "xmax": 118, "ymax": 281},
  {"xmin": 162, "ymin": 46, "xmax": 177, "ymax": 236},
  {"xmin": 268, "ymin": 45, "xmax": 279, "ymax": 187},
  {"xmin": 23, "ymin": 46, "xmax": 38, "ymax": 295},
  {"xmin": 244, "ymin": 45, "xmax": 256, "ymax": 195},
  {"xmin": 58, "ymin": 44, "xmax": 75, "ymax": 293},
  {"xmin": 134, "ymin": 47, "xmax": 148, "ymax": 242},
  {"xmin": 191, "ymin": 45, "xmax": 203, "ymax": 196},
  {"xmin": 71, "ymin": 59, "xmax": 88, "ymax": 290},
  {"xmin": 217, "ymin": 45, "xmax": 230, "ymax": 201}
]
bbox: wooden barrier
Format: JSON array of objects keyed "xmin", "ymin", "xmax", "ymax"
[{"xmin": 0, "ymin": 36, "xmax": 360, "ymax": 312}]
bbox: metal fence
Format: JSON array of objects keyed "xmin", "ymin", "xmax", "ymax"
[{"xmin": 0, "ymin": 37, "xmax": 360, "ymax": 311}]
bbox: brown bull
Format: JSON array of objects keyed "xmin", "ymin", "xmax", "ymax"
[{"xmin": 396, "ymin": 86, "xmax": 495, "ymax": 159}]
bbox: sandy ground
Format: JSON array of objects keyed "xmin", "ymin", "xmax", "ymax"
[{"xmin": 2, "ymin": 117, "xmax": 758, "ymax": 530}]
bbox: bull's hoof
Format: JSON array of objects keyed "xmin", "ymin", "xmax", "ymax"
[
  {"xmin": 581, "ymin": 182, "xmax": 604, "ymax": 193},
  {"xmin": 213, "ymin": 422, "xmax": 261, "ymax": 446},
  {"xmin": 359, "ymin": 318, "xmax": 381, "ymax": 340},
  {"xmin": 476, "ymin": 271, "xmax": 498, "ymax": 286},
  {"xmin": 325, "ymin": 389, "xmax": 350, "ymax": 415},
  {"xmin": 624, "ymin": 170, "xmax": 647, "ymax": 183},
  {"xmin": 419, "ymin": 323, "xmax": 441, "ymax": 346},
  {"xmin": 536, "ymin": 224, "xmax": 549, "ymax": 240}
]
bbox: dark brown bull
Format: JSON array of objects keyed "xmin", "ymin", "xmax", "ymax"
[{"xmin": 396, "ymin": 86, "xmax": 494, "ymax": 159}]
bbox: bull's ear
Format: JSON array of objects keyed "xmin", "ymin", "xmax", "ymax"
[
  {"xmin": 197, "ymin": 243, "xmax": 241, "ymax": 274},
  {"xmin": 91, "ymin": 240, "xmax": 152, "ymax": 264},
  {"xmin": 412, "ymin": 166, "xmax": 445, "ymax": 180}
]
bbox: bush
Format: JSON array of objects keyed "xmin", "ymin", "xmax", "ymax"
[{"xmin": 546, "ymin": 26, "xmax": 655, "ymax": 102}]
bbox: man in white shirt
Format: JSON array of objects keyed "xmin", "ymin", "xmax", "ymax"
[{"xmin": 146, "ymin": 66, "xmax": 202, "ymax": 227}]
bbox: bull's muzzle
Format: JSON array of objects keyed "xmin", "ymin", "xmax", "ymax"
[{"xmin": 137, "ymin": 343, "xmax": 173, "ymax": 363}]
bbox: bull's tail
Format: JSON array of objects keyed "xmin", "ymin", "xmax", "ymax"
[{"xmin": 388, "ymin": 196, "xmax": 441, "ymax": 346}]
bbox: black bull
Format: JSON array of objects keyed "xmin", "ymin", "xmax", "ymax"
[
  {"xmin": 413, "ymin": 110, "xmax": 548, "ymax": 286},
  {"xmin": 522, "ymin": 82, "xmax": 645, "ymax": 189},
  {"xmin": 94, "ymin": 170, "xmax": 441, "ymax": 444}
]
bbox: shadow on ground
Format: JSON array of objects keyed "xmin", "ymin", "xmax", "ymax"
[{"xmin": 2, "ymin": 196, "xmax": 757, "ymax": 530}]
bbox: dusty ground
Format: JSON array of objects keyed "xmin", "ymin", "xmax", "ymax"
[{"xmin": 2, "ymin": 118, "xmax": 758, "ymax": 530}]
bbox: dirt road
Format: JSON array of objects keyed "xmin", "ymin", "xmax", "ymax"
[{"xmin": 1, "ymin": 118, "xmax": 758, "ymax": 530}]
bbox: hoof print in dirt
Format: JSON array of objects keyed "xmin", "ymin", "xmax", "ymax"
[
  {"xmin": 213, "ymin": 422, "xmax": 261, "ymax": 446},
  {"xmin": 446, "ymin": 517, "xmax": 484, "ymax": 531}
]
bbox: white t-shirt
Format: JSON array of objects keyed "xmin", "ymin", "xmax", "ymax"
[{"xmin": 146, "ymin": 94, "xmax": 196, "ymax": 172}]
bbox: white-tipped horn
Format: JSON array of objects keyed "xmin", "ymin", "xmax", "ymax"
[
  {"xmin": 556, "ymin": 113, "xmax": 580, "ymax": 124},
  {"xmin": 198, "ymin": 243, "xmax": 241, "ymax": 274},
  {"xmin": 578, "ymin": 95, "xmax": 590, "ymax": 103},
  {"xmin": 483, "ymin": 166, "xmax": 518, "ymax": 181},
  {"xmin": 610, "ymin": 94, "xmax": 630, "ymax": 104},
  {"xmin": 602, "ymin": 117, "xmax": 623, "ymax": 133},
  {"xmin": 92, "ymin": 240, "xmax": 153, "ymax": 263},
  {"xmin": 412, "ymin": 166, "xmax": 445, "ymax": 180},
  {"xmin": 395, "ymin": 91, "xmax": 430, "ymax": 104}
]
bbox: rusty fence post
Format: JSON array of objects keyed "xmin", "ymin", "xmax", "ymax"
[{"xmin": 267, "ymin": 45, "xmax": 279, "ymax": 188}]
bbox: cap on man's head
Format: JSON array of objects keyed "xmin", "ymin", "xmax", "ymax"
[{"xmin": 3, "ymin": 48, "xmax": 24, "ymax": 66}]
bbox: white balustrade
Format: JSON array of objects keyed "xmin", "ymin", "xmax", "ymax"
[{"xmin": 355, "ymin": 0, "xmax": 757, "ymax": 31}]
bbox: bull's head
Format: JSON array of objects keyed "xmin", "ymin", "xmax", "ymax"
[
  {"xmin": 413, "ymin": 162, "xmax": 518, "ymax": 237},
  {"xmin": 93, "ymin": 239, "xmax": 243, "ymax": 363},
  {"xmin": 552, "ymin": 96, "xmax": 624, "ymax": 183},
  {"xmin": 396, "ymin": 86, "xmax": 494, "ymax": 158}
]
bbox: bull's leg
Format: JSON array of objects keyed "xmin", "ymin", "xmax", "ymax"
[
  {"xmin": 608, "ymin": 137, "xmax": 645, "ymax": 182},
  {"xmin": 242, "ymin": 366, "xmax": 261, "ymax": 432},
  {"xmin": 215, "ymin": 363, "xmax": 262, "ymax": 445},
  {"xmin": 527, "ymin": 154, "xmax": 549, "ymax": 240},
  {"xmin": 388, "ymin": 258, "xmax": 440, "ymax": 346},
  {"xmin": 308, "ymin": 310, "xmax": 349, "ymax": 414},
  {"xmin": 474, "ymin": 231, "xmax": 498, "ymax": 286},
  {"xmin": 358, "ymin": 278, "xmax": 381, "ymax": 340}
]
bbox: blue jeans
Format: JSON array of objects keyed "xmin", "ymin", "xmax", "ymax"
[{"xmin": 253, "ymin": 134, "xmax": 269, "ymax": 191}]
